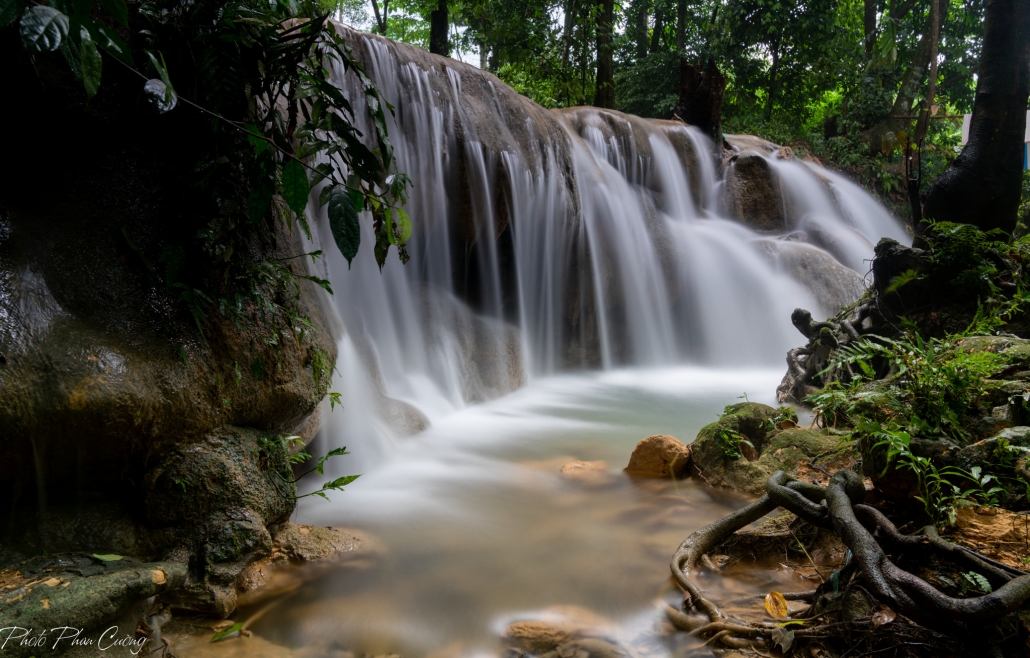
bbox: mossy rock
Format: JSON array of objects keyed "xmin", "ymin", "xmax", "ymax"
[
  {"xmin": 690, "ymin": 403, "xmax": 838, "ymax": 495},
  {"xmin": 0, "ymin": 554, "xmax": 186, "ymax": 658}
]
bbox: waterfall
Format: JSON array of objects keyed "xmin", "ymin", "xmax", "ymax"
[{"xmin": 301, "ymin": 27, "xmax": 910, "ymax": 449}]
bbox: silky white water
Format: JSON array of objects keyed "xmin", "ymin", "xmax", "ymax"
[{"xmin": 207, "ymin": 26, "xmax": 911, "ymax": 657}]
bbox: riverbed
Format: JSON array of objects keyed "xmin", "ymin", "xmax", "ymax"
[{"xmin": 195, "ymin": 367, "xmax": 814, "ymax": 657}]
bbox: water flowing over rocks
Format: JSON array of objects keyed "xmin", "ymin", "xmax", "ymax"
[{"xmin": 0, "ymin": 19, "xmax": 912, "ymax": 638}]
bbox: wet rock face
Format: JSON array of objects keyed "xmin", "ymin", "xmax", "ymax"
[
  {"xmin": 0, "ymin": 50, "xmax": 334, "ymax": 621},
  {"xmin": 724, "ymin": 154, "xmax": 787, "ymax": 232},
  {"xmin": 772, "ymin": 242, "xmax": 867, "ymax": 318}
]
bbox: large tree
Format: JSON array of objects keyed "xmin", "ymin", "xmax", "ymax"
[
  {"xmin": 921, "ymin": 0, "xmax": 1030, "ymax": 234},
  {"xmin": 593, "ymin": 0, "xmax": 615, "ymax": 107}
]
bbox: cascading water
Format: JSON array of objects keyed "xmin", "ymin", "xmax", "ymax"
[
  {"xmin": 304, "ymin": 29, "xmax": 908, "ymax": 438},
  {"xmin": 233, "ymin": 26, "xmax": 914, "ymax": 658}
]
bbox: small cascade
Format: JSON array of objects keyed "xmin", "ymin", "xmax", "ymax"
[{"xmin": 304, "ymin": 26, "xmax": 911, "ymax": 442}]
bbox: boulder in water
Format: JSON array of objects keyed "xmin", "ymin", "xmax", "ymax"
[
  {"xmin": 772, "ymin": 242, "xmax": 867, "ymax": 317},
  {"xmin": 623, "ymin": 434, "xmax": 692, "ymax": 478},
  {"xmin": 724, "ymin": 154, "xmax": 788, "ymax": 232}
]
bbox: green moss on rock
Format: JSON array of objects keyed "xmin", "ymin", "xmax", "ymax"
[{"xmin": 691, "ymin": 402, "xmax": 844, "ymax": 494}]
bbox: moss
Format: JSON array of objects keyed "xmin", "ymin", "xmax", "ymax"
[
  {"xmin": 690, "ymin": 402, "xmax": 842, "ymax": 494},
  {"xmin": 0, "ymin": 556, "xmax": 186, "ymax": 658}
]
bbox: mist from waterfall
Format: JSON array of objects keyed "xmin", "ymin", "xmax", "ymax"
[{"xmin": 301, "ymin": 27, "xmax": 910, "ymax": 455}]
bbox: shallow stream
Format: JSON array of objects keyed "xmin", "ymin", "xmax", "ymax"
[{"xmin": 208, "ymin": 368, "xmax": 814, "ymax": 657}]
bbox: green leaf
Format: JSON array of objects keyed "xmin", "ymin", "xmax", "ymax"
[
  {"xmin": 329, "ymin": 188, "xmax": 360, "ymax": 267},
  {"xmin": 281, "ymin": 158, "xmax": 310, "ymax": 223},
  {"xmin": 323, "ymin": 474, "xmax": 360, "ymax": 490},
  {"xmin": 80, "ymin": 29, "xmax": 102, "ymax": 99},
  {"xmin": 386, "ymin": 208, "xmax": 412, "ymax": 246},
  {"xmin": 246, "ymin": 125, "xmax": 269, "ymax": 156},
  {"xmin": 93, "ymin": 23, "xmax": 131, "ymax": 64},
  {"xmin": 247, "ymin": 182, "xmax": 273, "ymax": 224},
  {"xmin": 326, "ymin": 447, "xmax": 350, "ymax": 457},
  {"xmin": 0, "ymin": 0, "xmax": 22, "ymax": 28},
  {"xmin": 59, "ymin": 28, "xmax": 82, "ymax": 80},
  {"xmin": 328, "ymin": 391, "xmax": 342, "ymax": 411},
  {"xmin": 350, "ymin": 189, "xmax": 363, "ymax": 212},
  {"xmin": 99, "ymin": 0, "xmax": 127, "ymax": 26},
  {"xmin": 374, "ymin": 225, "xmax": 390, "ymax": 271},
  {"xmin": 143, "ymin": 51, "xmax": 177, "ymax": 112},
  {"xmin": 92, "ymin": 553, "xmax": 124, "ymax": 562},
  {"xmin": 20, "ymin": 6, "xmax": 69, "ymax": 53},
  {"xmin": 210, "ymin": 623, "xmax": 245, "ymax": 642}
]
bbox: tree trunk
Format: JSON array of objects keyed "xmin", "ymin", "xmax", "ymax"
[
  {"xmin": 429, "ymin": 0, "xmax": 449, "ymax": 56},
  {"xmin": 906, "ymin": 0, "xmax": 941, "ymax": 226},
  {"xmin": 370, "ymin": 0, "xmax": 389, "ymax": 35},
  {"xmin": 922, "ymin": 0, "xmax": 1030, "ymax": 234},
  {"xmin": 864, "ymin": 0, "xmax": 877, "ymax": 57},
  {"xmin": 562, "ymin": 0, "xmax": 577, "ymax": 102},
  {"xmin": 676, "ymin": 0, "xmax": 686, "ymax": 54},
  {"xmin": 631, "ymin": 0, "xmax": 650, "ymax": 60},
  {"xmin": 650, "ymin": 6, "xmax": 665, "ymax": 54},
  {"xmin": 862, "ymin": 0, "xmax": 944, "ymax": 153},
  {"xmin": 764, "ymin": 41, "xmax": 779, "ymax": 120},
  {"xmin": 675, "ymin": 57, "xmax": 727, "ymax": 147},
  {"xmin": 594, "ymin": 0, "xmax": 615, "ymax": 108}
]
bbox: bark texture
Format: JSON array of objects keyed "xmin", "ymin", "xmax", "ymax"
[
  {"xmin": 674, "ymin": 57, "xmax": 727, "ymax": 147},
  {"xmin": 922, "ymin": 0, "xmax": 1030, "ymax": 234},
  {"xmin": 593, "ymin": 0, "xmax": 615, "ymax": 108},
  {"xmin": 429, "ymin": 0, "xmax": 449, "ymax": 56}
]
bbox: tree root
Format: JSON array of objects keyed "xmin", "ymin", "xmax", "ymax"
[{"xmin": 669, "ymin": 469, "xmax": 1030, "ymax": 651}]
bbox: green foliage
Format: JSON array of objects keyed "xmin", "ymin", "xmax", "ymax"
[
  {"xmin": 870, "ymin": 426, "xmax": 1004, "ymax": 526},
  {"xmin": 211, "ymin": 622, "xmax": 245, "ymax": 642},
  {"xmin": 714, "ymin": 425, "xmax": 753, "ymax": 461},
  {"xmin": 259, "ymin": 434, "xmax": 361, "ymax": 502},
  {"xmin": 613, "ymin": 49, "xmax": 680, "ymax": 119},
  {"xmin": 821, "ymin": 331, "xmax": 1002, "ymax": 441}
]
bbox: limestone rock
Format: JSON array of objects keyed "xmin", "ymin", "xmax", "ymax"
[
  {"xmin": 772, "ymin": 242, "xmax": 867, "ymax": 317},
  {"xmin": 624, "ymin": 435, "xmax": 692, "ymax": 478},
  {"xmin": 0, "ymin": 554, "xmax": 186, "ymax": 658},
  {"xmin": 235, "ymin": 525, "xmax": 383, "ymax": 608},
  {"xmin": 503, "ymin": 606, "xmax": 617, "ymax": 654},
  {"xmin": 689, "ymin": 403, "xmax": 846, "ymax": 495},
  {"xmin": 724, "ymin": 154, "xmax": 787, "ymax": 232}
]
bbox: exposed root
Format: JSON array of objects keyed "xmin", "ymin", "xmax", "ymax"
[{"xmin": 668, "ymin": 469, "xmax": 1030, "ymax": 652}]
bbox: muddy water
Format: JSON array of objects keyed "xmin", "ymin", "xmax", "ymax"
[{"xmin": 211, "ymin": 368, "xmax": 814, "ymax": 657}]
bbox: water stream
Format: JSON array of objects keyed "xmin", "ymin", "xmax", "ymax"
[{"xmin": 201, "ymin": 26, "xmax": 910, "ymax": 657}]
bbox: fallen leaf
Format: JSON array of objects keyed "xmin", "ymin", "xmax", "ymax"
[
  {"xmin": 771, "ymin": 626, "xmax": 795, "ymax": 652},
  {"xmin": 41, "ymin": 598, "xmax": 50, "ymax": 609},
  {"xmin": 43, "ymin": 578, "xmax": 61, "ymax": 587},
  {"xmin": 872, "ymin": 606, "xmax": 896, "ymax": 627},
  {"xmin": 764, "ymin": 591, "xmax": 789, "ymax": 620},
  {"xmin": 92, "ymin": 554, "xmax": 124, "ymax": 562},
  {"xmin": 779, "ymin": 419, "xmax": 799, "ymax": 429},
  {"xmin": 211, "ymin": 622, "xmax": 245, "ymax": 642}
]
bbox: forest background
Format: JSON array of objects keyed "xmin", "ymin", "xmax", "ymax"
[{"xmin": 334, "ymin": 0, "xmax": 1029, "ymax": 225}]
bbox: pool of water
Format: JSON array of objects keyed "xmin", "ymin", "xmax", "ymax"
[{"xmin": 206, "ymin": 368, "xmax": 813, "ymax": 657}]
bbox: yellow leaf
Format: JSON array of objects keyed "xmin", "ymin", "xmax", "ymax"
[{"xmin": 764, "ymin": 591, "xmax": 789, "ymax": 620}]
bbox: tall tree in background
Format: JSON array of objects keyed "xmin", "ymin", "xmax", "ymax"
[
  {"xmin": 676, "ymin": 0, "xmax": 687, "ymax": 53},
  {"xmin": 371, "ymin": 0, "xmax": 389, "ymax": 34},
  {"xmin": 922, "ymin": 0, "xmax": 1030, "ymax": 234},
  {"xmin": 594, "ymin": 0, "xmax": 615, "ymax": 107},
  {"xmin": 430, "ymin": 0, "xmax": 449, "ymax": 55}
]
